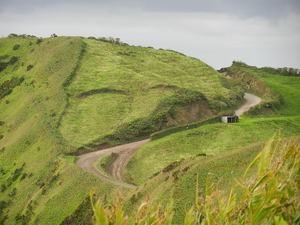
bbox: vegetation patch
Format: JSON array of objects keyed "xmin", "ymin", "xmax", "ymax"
[
  {"xmin": 0, "ymin": 77, "xmax": 24, "ymax": 100},
  {"xmin": 62, "ymin": 41, "xmax": 86, "ymax": 87},
  {"xmin": 26, "ymin": 64, "xmax": 33, "ymax": 71},
  {"xmin": 77, "ymin": 88, "xmax": 126, "ymax": 98},
  {"xmin": 12, "ymin": 44, "xmax": 20, "ymax": 51},
  {"xmin": 60, "ymin": 196, "xmax": 92, "ymax": 225},
  {"xmin": 260, "ymin": 66, "xmax": 300, "ymax": 76},
  {"xmin": 0, "ymin": 56, "xmax": 19, "ymax": 72}
]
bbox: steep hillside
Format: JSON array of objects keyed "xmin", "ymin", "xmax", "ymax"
[
  {"xmin": 0, "ymin": 36, "xmax": 242, "ymax": 225},
  {"xmin": 0, "ymin": 36, "xmax": 117, "ymax": 225},
  {"xmin": 59, "ymin": 39, "xmax": 242, "ymax": 152}
]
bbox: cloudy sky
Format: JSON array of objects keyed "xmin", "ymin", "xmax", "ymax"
[{"xmin": 0, "ymin": 0, "xmax": 300, "ymax": 69}]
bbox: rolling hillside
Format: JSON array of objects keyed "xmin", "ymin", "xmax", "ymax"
[
  {"xmin": 1, "ymin": 36, "xmax": 299, "ymax": 225},
  {"xmin": 0, "ymin": 36, "xmax": 243, "ymax": 225},
  {"xmin": 122, "ymin": 62, "xmax": 300, "ymax": 223}
]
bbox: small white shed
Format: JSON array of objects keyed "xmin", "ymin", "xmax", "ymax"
[{"xmin": 221, "ymin": 115, "xmax": 239, "ymax": 123}]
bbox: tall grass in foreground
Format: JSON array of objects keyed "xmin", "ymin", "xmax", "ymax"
[{"xmin": 90, "ymin": 138, "xmax": 300, "ymax": 225}]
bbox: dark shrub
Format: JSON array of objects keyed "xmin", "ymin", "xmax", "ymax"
[
  {"xmin": 12, "ymin": 44, "xmax": 20, "ymax": 50},
  {"xmin": 26, "ymin": 65, "xmax": 33, "ymax": 71},
  {"xmin": 0, "ymin": 121, "xmax": 4, "ymax": 126},
  {"xmin": 0, "ymin": 77, "xmax": 24, "ymax": 99},
  {"xmin": 36, "ymin": 39, "xmax": 43, "ymax": 44},
  {"xmin": 9, "ymin": 56, "xmax": 18, "ymax": 65},
  {"xmin": 0, "ymin": 200, "xmax": 10, "ymax": 214},
  {"xmin": 0, "ymin": 135, "xmax": 4, "ymax": 140},
  {"xmin": 162, "ymin": 160, "xmax": 182, "ymax": 173},
  {"xmin": 20, "ymin": 173, "xmax": 28, "ymax": 180},
  {"xmin": 0, "ymin": 184, "xmax": 6, "ymax": 192},
  {"xmin": 0, "ymin": 56, "xmax": 18, "ymax": 72},
  {"xmin": 8, "ymin": 33, "xmax": 18, "ymax": 37}
]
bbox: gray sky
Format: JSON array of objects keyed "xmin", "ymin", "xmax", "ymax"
[{"xmin": 0, "ymin": 0, "xmax": 300, "ymax": 69}]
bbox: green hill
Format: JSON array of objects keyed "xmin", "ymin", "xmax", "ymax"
[
  {"xmin": 0, "ymin": 36, "xmax": 242, "ymax": 225},
  {"xmin": 1, "ymin": 36, "xmax": 299, "ymax": 225},
  {"xmin": 59, "ymin": 39, "xmax": 242, "ymax": 152},
  {"xmin": 122, "ymin": 62, "xmax": 300, "ymax": 223}
]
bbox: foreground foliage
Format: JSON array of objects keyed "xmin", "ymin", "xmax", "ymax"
[{"xmin": 90, "ymin": 138, "xmax": 300, "ymax": 224}]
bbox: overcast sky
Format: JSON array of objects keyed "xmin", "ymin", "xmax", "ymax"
[{"xmin": 0, "ymin": 0, "xmax": 299, "ymax": 69}]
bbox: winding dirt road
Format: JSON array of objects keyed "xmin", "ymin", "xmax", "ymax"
[
  {"xmin": 235, "ymin": 93, "xmax": 262, "ymax": 116},
  {"xmin": 76, "ymin": 139, "xmax": 149, "ymax": 188},
  {"xmin": 76, "ymin": 93, "xmax": 261, "ymax": 188}
]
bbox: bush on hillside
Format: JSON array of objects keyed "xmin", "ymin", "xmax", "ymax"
[
  {"xmin": 0, "ymin": 56, "xmax": 19, "ymax": 72},
  {"xmin": 8, "ymin": 33, "xmax": 18, "ymax": 38},
  {"xmin": 12, "ymin": 44, "xmax": 20, "ymax": 50},
  {"xmin": 26, "ymin": 64, "xmax": 33, "ymax": 71},
  {"xmin": 36, "ymin": 39, "xmax": 43, "ymax": 44},
  {"xmin": 97, "ymin": 37, "xmax": 122, "ymax": 45},
  {"xmin": 89, "ymin": 138, "xmax": 300, "ymax": 225},
  {"xmin": 0, "ymin": 77, "xmax": 24, "ymax": 100},
  {"xmin": 261, "ymin": 66, "xmax": 300, "ymax": 76}
]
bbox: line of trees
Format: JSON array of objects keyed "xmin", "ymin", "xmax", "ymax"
[{"xmin": 261, "ymin": 66, "xmax": 300, "ymax": 76}]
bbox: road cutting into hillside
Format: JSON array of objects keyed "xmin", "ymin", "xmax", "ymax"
[
  {"xmin": 76, "ymin": 93, "xmax": 261, "ymax": 188},
  {"xmin": 76, "ymin": 139, "xmax": 149, "ymax": 188},
  {"xmin": 235, "ymin": 93, "xmax": 262, "ymax": 116}
]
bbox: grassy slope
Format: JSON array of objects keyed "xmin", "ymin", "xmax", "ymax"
[
  {"xmin": 124, "ymin": 63, "xmax": 300, "ymax": 223},
  {"xmin": 0, "ymin": 37, "xmax": 243, "ymax": 225},
  {"xmin": 59, "ymin": 39, "xmax": 241, "ymax": 150},
  {"xmin": 90, "ymin": 137, "xmax": 300, "ymax": 225},
  {"xmin": 126, "ymin": 118, "xmax": 300, "ymax": 185},
  {"xmin": 1, "ymin": 36, "xmax": 298, "ymax": 225},
  {"xmin": 0, "ymin": 37, "xmax": 118, "ymax": 225}
]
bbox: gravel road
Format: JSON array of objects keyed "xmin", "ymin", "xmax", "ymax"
[{"xmin": 235, "ymin": 93, "xmax": 262, "ymax": 116}]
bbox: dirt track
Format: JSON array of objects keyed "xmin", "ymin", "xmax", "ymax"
[
  {"xmin": 76, "ymin": 139, "xmax": 149, "ymax": 188},
  {"xmin": 76, "ymin": 93, "xmax": 261, "ymax": 188},
  {"xmin": 235, "ymin": 93, "xmax": 262, "ymax": 116}
]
